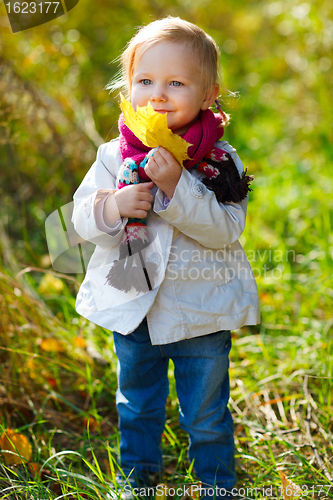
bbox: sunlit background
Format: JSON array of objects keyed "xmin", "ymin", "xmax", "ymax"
[{"xmin": 1, "ymin": 0, "xmax": 332, "ymax": 282}]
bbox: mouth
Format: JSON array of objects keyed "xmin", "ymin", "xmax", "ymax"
[{"xmin": 154, "ymin": 110, "xmax": 168, "ymax": 114}]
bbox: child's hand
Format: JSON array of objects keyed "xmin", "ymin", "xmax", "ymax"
[
  {"xmin": 144, "ymin": 147, "xmax": 182, "ymax": 200},
  {"xmin": 112, "ymin": 182, "xmax": 155, "ymax": 219}
]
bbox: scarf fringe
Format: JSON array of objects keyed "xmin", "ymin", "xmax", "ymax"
[
  {"xmin": 105, "ymin": 253, "xmax": 158, "ymax": 294},
  {"xmin": 201, "ymin": 153, "xmax": 254, "ymax": 204},
  {"xmin": 105, "ymin": 238, "xmax": 158, "ymax": 294}
]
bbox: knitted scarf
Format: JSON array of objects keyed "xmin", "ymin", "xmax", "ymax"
[{"xmin": 105, "ymin": 109, "xmax": 253, "ymax": 294}]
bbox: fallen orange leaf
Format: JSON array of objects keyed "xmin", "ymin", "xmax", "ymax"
[
  {"xmin": 40, "ymin": 338, "xmax": 64, "ymax": 352},
  {"xmin": 260, "ymin": 394, "xmax": 303, "ymax": 405},
  {"xmin": 28, "ymin": 462, "xmax": 42, "ymax": 477},
  {"xmin": 189, "ymin": 482, "xmax": 202, "ymax": 500},
  {"xmin": 83, "ymin": 417, "xmax": 99, "ymax": 431},
  {"xmin": 259, "ymin": 292, "xmax": 271, "ymax": 303},
  {"xmin": 0, "ymin": 429, "xmax": 32, "ymax": 465},
  {"xmin": 104, "ymin": 458, "xmax": 111, "ymax": 478},
  {"xmin": 279, "ymin": 469, "xmax": 303, "ymax": 500},
  {"xmin": 47, "ymin": 377, "xmax": 58, "ymax": 388},
  {"xmin": 74, "ymin": 336, "xmax": 86, "ymax": 348}
]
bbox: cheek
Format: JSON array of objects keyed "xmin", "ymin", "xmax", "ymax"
[
  {"xmin": 131, "ymin": 88, "xmax": 138, "ymax": 103},
  {"xmin": 178, "ymin": 96, "xmax": 198, "ymax": 116},
  {"xmin": 131, "ymin": 89, "xmax": 149, "ymax": 108},
  {"xmin": 183, "ymin": 89, "xmax": 198, "ymax": 104}
]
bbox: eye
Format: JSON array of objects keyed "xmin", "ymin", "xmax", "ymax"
[
  {"xmin": 140, "ymin": 79, "xmax": 152, "ymax": 85},
  {"xmin": 170, "ymin": 81, "xmax": 183, "ymax": 87}
]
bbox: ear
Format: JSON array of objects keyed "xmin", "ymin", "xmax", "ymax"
[{"xmin": 201, "ymin": 84, "xmax": 220, "ymax": 111}]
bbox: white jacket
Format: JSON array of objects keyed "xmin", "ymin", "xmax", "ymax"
[{"xmin": 72, "ymin": 138, "xmax": 260, "ymax": 345}]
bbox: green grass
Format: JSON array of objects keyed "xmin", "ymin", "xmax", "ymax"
[
  {"xmin": 0, "ymin": 182, "xmax": 333, "ymax": 499},
  {"xmin": 1, "ymin": 119, "xmax": 333, "ymax": 496},
  {"xmin": 1, "ymin": 112, "xmax": 333, "ymax": 498}
]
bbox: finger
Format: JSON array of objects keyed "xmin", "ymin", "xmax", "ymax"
[
  {"xmin": 141, "ymin": 193, "xmax": 154, "ymax": 204},
  {"xmin": 135, "ymin": 181, "xmax": 154, "ymax": 193},
  {"xmin": 156, "ymin": 147, "xmax": 174, "ymax": 163},
  {"xmin": 133, "ymin": 210, "xmax": 148, "ymax": 219},
  {"xmin": 144, "ymin": 167, "xmax": 158, "ymax": 185},
  {"xmin": 151, "ymin": 149, "xmax": 168, "ymax": 167},
  {"xmin": 141, "ymin": 180, "xmax": 155, "ymax": 190},
  {"xmin": 145, "ymin": 157, "xmax": 159, "ymax": 173},
  {"xmin": 137, "ymin": 184, "xmax": 155, "ymax": 200},
  {"xmin": 138, "ymin": 200, "xmax": 152, "ymax": 211}
]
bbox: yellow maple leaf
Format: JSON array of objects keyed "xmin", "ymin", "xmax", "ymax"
[
  {"xmin": 120, "ymin": 94, "xmax": 192, "ymax": 166},
  {"xmin": 279, "ymin": 469, "xmax": 303, "ymax": 500},
  {"xmin": 0, "ymin": 428, "xmax": 32, "ymax": 465}
]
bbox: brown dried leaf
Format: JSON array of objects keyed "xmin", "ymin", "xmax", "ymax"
[{"xmin": 279, "ymin": 469, "xmax": 303, "ymax": 500}]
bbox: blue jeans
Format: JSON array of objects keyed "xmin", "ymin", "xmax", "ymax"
[{"xmin": 112, "ymin": 317, "xmax": 236, "ymax": 491}]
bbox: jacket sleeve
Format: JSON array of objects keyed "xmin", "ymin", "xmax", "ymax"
[
  {"xmin": 152, "ymin": 143, "xmax": 248, "ymax": 249},
  {"xmin": 71, "ymin": 141, "xmax": 128, "ymax": 249}
]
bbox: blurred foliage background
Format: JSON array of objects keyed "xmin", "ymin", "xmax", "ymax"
[{"xmin": 0, "ymin": 0, "xmax": 332, "ymax": 275}]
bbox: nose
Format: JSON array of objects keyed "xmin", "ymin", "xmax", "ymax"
[{"xmin": 150, "ymin": 85, "xmax": 167, "ymax": 102}]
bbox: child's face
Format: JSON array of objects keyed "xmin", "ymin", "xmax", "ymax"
[{"xmin": 131, "ymin": 41, "xmax": 217, "ymax": 136}]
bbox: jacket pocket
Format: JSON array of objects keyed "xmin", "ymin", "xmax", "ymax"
[{"xmin": 207, "ymin": 253, "xmax": 233, "ymax": 287}]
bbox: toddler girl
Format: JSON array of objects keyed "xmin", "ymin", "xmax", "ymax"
[{"xmin": 72, "ymin": 16, "xmax": 260, "ymax": 498}]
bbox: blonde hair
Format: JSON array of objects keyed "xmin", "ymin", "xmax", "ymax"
[{"xmin": 106, "ymin": 17, "xmax": 230, "ymax": 125}]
